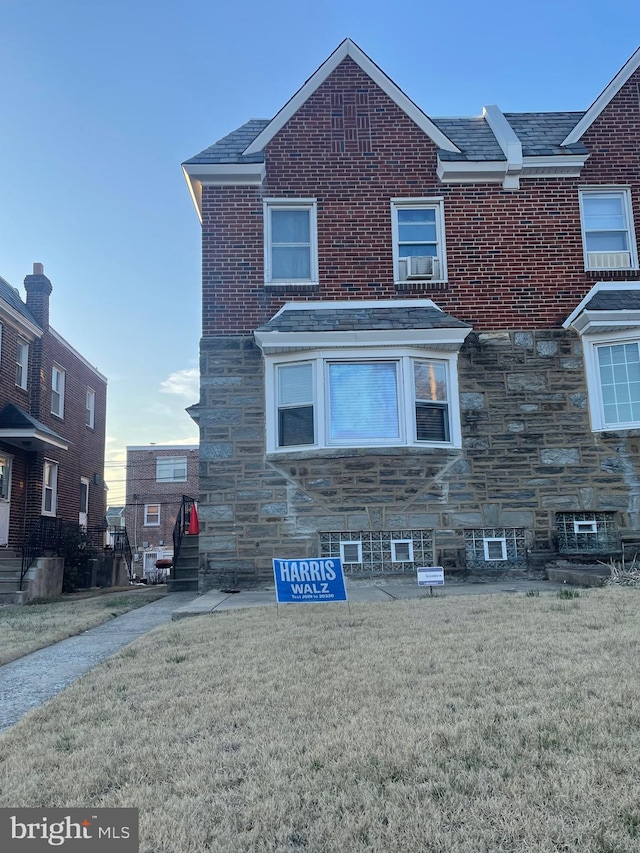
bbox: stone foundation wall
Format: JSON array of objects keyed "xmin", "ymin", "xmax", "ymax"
[{"xmin": 197, "ymin": 330, "xmax": 640, "ymax": 590}]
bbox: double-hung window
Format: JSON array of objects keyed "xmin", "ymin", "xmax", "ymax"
[
  {"xmin": 51, "ymin": 365, "xmax": 65, "ymax": 418},
  {"xmin": 42, "ymin": 460, "xmax": 58, "ymax": 516},
  {"xmin": 144, "ymin": 504, "xmax": 160, "ymax": 526},
  {"xmin": 392, "ymin": 199, "xmax": 447, "ymax": 282},
  {"xmin": 156, "ymin": 456, "xmax": 187, "ymax": 483},
  {"xmin": 86, "ymin": 388, "xmax": 96, "ymax": 428},
  {"xmin": 15, "ymin": 339, "xmax": 28, "ymax": 390},
  {"xmin": 580, "ymin": 189, "xmax": 637, "ymax": 270},
  {"xmin": 264, "ymin": 200, "xmax": 318, "ymax": 284},
  {"xmin": 271, "ymin": 349, "xmax": 461, "ymax": 451}
]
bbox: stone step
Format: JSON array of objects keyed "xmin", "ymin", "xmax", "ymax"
[
  {"xmin": 0, "ymin": 589, "xmax": 28, "ymax": 605},
  {"xmin": 545, "ymin": 565, "xmax": 608, "ymax": 587},
  {"xmin": 167, "ymin": 577, "xmax": 198, "ymax": 593},
  {"xmin": 0, "ymin": 559, "xmax": 22, "ymax": 571}
]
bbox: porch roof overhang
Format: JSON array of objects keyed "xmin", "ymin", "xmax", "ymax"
[{"xmin": 0, "ymin": 404, "xmax": 69, "ymax": 452}]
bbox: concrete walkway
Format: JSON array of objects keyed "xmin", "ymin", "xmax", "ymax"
[
  {"xmin": 0, "ymin": 592, "xmax": 197, "ymax": 734},
  {"xmin": 0, "ymin": 579, "xmax": 571, "ymax": 734},
  {"xmin": 172, "ymin": 576, "xmax": 569, "ymax": 619}
]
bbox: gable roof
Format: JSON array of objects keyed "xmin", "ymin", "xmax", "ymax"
[
  {"xmin": 184, "ymin": 120, "xmax": 269, "ymax": 166},
  {"xmin": 562, "ymin": 46, "xmax": 640, "ymax": 145},
  {"xmin": 242, "ymin": 38, "xmax": 461, "ymax": 156},
  {"xmin": 0, "ymin": 275, "xmax": 40, "ymax": 329}
]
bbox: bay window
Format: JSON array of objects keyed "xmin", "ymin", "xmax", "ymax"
[{"xmin": 270, "ymin": 348, "xmax": 461, "ymax": 451}]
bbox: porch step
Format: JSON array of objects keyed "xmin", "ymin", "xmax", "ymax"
[{"xmin": 0, "ymin": 589, "xmax": 27, "ymax": 605}]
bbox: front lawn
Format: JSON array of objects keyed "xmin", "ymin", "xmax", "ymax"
[
  {"xmin": 0, "ymin": 587, "xmax": 166, "ymax": 666},
  {"xmin": 1, "ymin": 589, "xmax": 639, "ymax": 852}
]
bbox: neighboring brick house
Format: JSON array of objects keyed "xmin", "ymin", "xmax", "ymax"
[
  {"xmin": 183, "ymin": 40, "xmax": 640, "ymax": 590},
  {"xmin": 124, "ymin": 445, "xmax": 198, "ymax": 576},
  {"xmin": 0, "ymin": 264, "xmax": 107, "ymax": 549}
]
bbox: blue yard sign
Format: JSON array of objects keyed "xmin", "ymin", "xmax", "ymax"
[{"xmin": 273, "ymin": 558, "xmax": 348, "ymax": 603}]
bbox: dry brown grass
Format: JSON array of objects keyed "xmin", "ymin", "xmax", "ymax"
[
  {"xmin": 0, "ymin": 588, "xmax": 166, "ymax": 665},
  {"xmin": 1, "ymin": 588, "xmax": 640, "ymax": 852}
]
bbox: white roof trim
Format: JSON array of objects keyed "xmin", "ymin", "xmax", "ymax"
[
  {"xmin": 562, "ymin": 47, "xmax": 640, "ymax": 146},
  {"xmin": 563, "ymin": 281, "xmax": 640, "ymax": 329},
  {"xmin": 482, "ymin": 105, "xmax": 522, "ymax": 173},
  {"xmin": 255, "ymin": 327, "xmax": 471, "ymax": 354},
  {"xmin": 50, "ymin": 328, "xmax": 107, "ymax": 382},
  {"xmin": 571, "ymin": 310, "xmax": 640, "ymax": 335},
  {"xmin": 0, "ymin": 427, "xmax": 69, "ymax": 452},
  {"xmin": 243, "ymin": 39, "xmax": 460, "ymax": 156}
]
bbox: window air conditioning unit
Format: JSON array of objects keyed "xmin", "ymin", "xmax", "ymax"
[
  {"xmin": 587, "ymin": 251, "xmax": 631, "ymax": 270},
  {"xmin": 398, "ymin": 256, "xmax": 437, "ymax": 280}
]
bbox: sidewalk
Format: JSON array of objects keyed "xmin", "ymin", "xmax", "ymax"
[
  {"xmin": 0, "ymin": 592, "xmax": 197, "ymax": 734},
  {"xmin": 172, "ymin": 576, "xmax": 568, "ymax": 619}
]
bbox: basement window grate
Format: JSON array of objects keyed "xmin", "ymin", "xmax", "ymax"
[
  {"xmin": 556, "ymin": 512, "xmax": 618, "ymax": 553},
  {"xmin": 320, "ymin": 530, "xmax": 433, "ymax": 573}
]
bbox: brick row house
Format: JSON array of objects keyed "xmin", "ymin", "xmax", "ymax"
[
  {"xmin": 124, "ymin": 445, "xmax": 198, "ymax": 578},
  {"xmin": 0, "ymin": 264, "xmax": 107, "ymax": 598},
  {"xmin": 183, "ymin": 40, "xmax": 640, "ymax": 589}
]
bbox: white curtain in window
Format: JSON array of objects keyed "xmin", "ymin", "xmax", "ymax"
[{"xmin": 329, "ymin": 362, "xmax": 399, "ymax": 441}]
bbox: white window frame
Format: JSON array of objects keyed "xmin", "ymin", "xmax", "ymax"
[
  {"xmin": 15, "ymin": 339, "xmax": 28, "ymax": 390},
  {"xmin": 579, "ymin": 188, "xmax": 638, "ymax": 271},
  {"xmin": 340, "ymin": 541, "xmax": 362, "ymax": 564},
  {"xmin": 483, "ymin": 537, "xmax": 507, "ymax": 561},
  {"xmin": 156, "ymin": 456, "xmax": 187, "ymax": 483},
  {"xmin": 391, "ymin": 198, "xmax": 447, "ymax": 283},
  {"xmin": 51, "ymin": 364, "xmax": 65, "ymax": 418},
  {"xmin": 582, "ymin": 329, "xmax": 640, "ymax": 431},
  {"xmin": 391, "ymin": 539, "xmax": 414, "ymax": 563},
  {"xmin": 265, "ymin": 347, "xmax": 462, "ymax": 452},
  {"xmin": 86, "ymin": 388, "xmax": 95, "ymax": 429},
  {"xmin": 573, "ymin": 519, "xmax": 597, "ymax": 534},
  {"xmin": 144, "ymin": 504, "xmax": 161, "ymax": 526},
  {"xmin": 264, "ymin": 199, "xmax": 318, "ymax": 285},
  {"xmin": 42, "ymin": 459, "xmax": 58, "ymax": 516}
]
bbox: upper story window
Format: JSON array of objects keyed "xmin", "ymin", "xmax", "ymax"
[
  {"xmin": 580, "ymin": 189, "xmax": 638, "ymax": 270},
  {"xmin": 51, "ymin": 365, "xmax": 65, "ymax": 418},
  {"xmin": 269, "ymin": 348, "xmax": 461, "ymax": 452},
  {"xmin": 156, "ymin": 456, "xmax": 187, "ymax": 482},
  {"xmin": 144, "ymin": 503, "xmax": 160, "ymax": 526},
  {"xmin": 264, "ymin": 199, "xmax": 318, "ymax": 285},
  {"xmin": 15, "ymin": 339, "xmax": 28, "ymax": 390},
  {"xmin": 86, "ymin": 388, "xmax": 96, "ymax": 429},
  {"xmin": 392, "ymin": 199, "xmax": 447, "ymax": 283}
]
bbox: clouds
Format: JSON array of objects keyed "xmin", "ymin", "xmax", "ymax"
[{"xmin": 159, "ymin": 367, "xmax": 199, "ymax": 399}]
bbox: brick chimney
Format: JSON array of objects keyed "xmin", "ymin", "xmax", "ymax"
[{"xmin": 24, "ymin": 262, "xmax": 53, "ymax": 329}]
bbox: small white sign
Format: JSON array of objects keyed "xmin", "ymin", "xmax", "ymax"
[{"xmin": 417, "ymin": 567, "xmax": 445, "ymax": 587}]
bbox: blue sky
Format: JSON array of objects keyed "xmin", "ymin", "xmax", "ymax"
[{"xmin": 1, "ymin": 0, "xmax": 639, "ymax": 502}]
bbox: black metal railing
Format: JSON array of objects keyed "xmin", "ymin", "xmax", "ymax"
[
  {"xmin": 173, "ymin": 495, "xmax": 198, "ymax": 567},
  {"xmin": 20, "ymin": 519, "xmax": 134, "ymax": 590},
  {"xmin": 20, "ymin": 516, "xmax": 66, "ymax": 590}
]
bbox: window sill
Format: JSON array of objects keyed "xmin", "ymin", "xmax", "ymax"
[
  {"xmin": 586, "ymin": 269, "xmax": 640, "ymax": 280},
  {"xmin": 394, "ymin": 280, "xmax": 449, "ymax": 292},
  {"xmin": 264, "ymin": 282, "xmax": 320, "ymax": 293},
  {"xmin": 266, "ymin": 445, "xmax": 462, "ymax": 462}
]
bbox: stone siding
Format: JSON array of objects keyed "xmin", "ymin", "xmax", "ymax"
[{"xmin": 198, "ymin": 328, "xmax": 640, "ymax": 590}]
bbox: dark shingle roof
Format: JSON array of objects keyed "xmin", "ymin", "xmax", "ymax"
[
  {"xmin": 257, "ymin": 305, "xmax": 471, "ymax": 334},
  {"xmin": 0, "ymin": 276, "xmax": 39, "ymax": 327},
  {"xmin": 0, "ymin": 403, "xmax": 67, "ymax": 442},
  {"xmin": 584, "ymin": 290, "xmax": 640, "ymax": 311},
  {"xmin": 431, "ymin": 117, "xmax": 505, "ymax": 161},
  {"xmin": 183, "ymin": 120, "xmax": 269, "ymax": 165},
  {"xmin": 185, "ymin": 111, "xmax": 586, "ymax": 165},
  {"xmin": 503, "ymin": 112, "xmax": 587, "ymax": 156}
]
